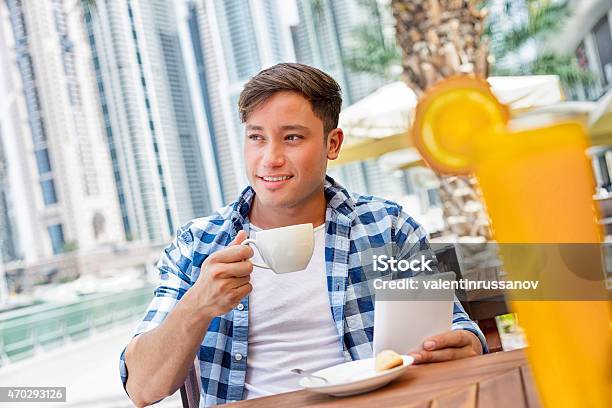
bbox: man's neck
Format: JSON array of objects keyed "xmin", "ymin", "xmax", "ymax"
[{"xmin": 248, "ymin": 190, "xmax": 327, "ymax": 230}]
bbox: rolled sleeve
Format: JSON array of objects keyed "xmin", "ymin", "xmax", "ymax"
[
  {"xmin": 119, "ymin": 224, "xmax": 196, "ymax": 389},
  {"xmin": 393, "ymin": 210, "xmax": 436, "ymax": 275},
  {"xmin": 451, "ymin": 298, "xmax": 489, "ymax": 353}
]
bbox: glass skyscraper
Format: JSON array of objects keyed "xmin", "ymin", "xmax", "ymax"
[
  {"xmin": 186, "ymin": 0, "xmax": 296, "ymax": 203},
  {"xmin": 84, "ymin": 0, "xmax": 213, "ymax": 243},
  {"xmin": 1, "ymin": 0, "xmax": 124, "ymax": 266},
  {"xmin": 291, "ymin": 0, "xmax": 408, "ymax": 198}
]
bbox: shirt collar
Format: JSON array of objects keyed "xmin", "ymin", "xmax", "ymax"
[
  {"xmin": 323, "ymin": 175, "xmax": 356, "ymax": 219},
  {"xmin": 230, "ymin": 175, "xmax": 356, "ymax": 234}
]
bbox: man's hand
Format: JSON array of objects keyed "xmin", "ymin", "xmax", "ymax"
[
  {"xmin": 192, "ymin": 230, "xmax": 254, "ymax": 318},
  {"xmin": 410, "ymin": 330, "xmax": 483, "ymax": 364}
]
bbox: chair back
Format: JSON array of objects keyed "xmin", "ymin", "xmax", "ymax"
[{"xmin": 180, "ymin": 362, "xmax": 200, "ymax": 408}]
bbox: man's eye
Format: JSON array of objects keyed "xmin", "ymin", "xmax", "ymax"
[
  {"xmin": 248, "ymin": 134, "xmax": 264, "ymax": 141},
  {"xmin": 286, "ymin": 134, "xmax": 302, "ymax": 141}
]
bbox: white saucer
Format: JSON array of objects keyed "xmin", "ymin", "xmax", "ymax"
[{"xmin": 299, "ymin": 355, "xmax": 414, "ymax": 397}]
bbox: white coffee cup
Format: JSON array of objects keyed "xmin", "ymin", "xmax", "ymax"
[{"xmin": 242, "ymin": 223, "xmax": 315, "ymax": 274}]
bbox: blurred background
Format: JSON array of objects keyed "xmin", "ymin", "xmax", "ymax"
[{"xmin": 0, "ymin": 0, "xmax": 611, "ymax": 406}]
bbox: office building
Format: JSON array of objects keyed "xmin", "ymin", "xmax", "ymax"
[
  {"xmin": 84, "ymin": 0, "xmax": 214, "ymax": 243},
  {"xmin": 185, "ymin": 0, "xmax": 295, "ymax": 203},
  {"xmin": 291, "ymin": 0, "xmax": 407, "ymax": 198},
  {"xmin": 1, "ymin": 0, "xmax": 124, "ymax": 266}
]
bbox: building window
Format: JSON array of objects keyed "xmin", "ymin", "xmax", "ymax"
[
  {"xmin": 122, "ymin": 215, "xmax": 132, "ymax": 240},
  {"xmin": 47, "ymin": 223, "xmax": 65, "ymax": 254},
  {"xmin": 427, "ymin": 188, "xmax": 441, "ymax": 207},
  {"xmin": 40, "ymin": 179, "xmax": 58, "ymax": 205},
  {"xmin": 165, "ymin": 208, "xmax": 174, "ymax": 235},
  {"xmin": 35, "ymin": 148, "xmax": 52, "ymax": 174},
  {"xmin": 594, "ymin": 15, "xmax": 612, "ymax": 85}
]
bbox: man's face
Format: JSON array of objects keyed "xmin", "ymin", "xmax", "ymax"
[{"xmin": 244, "ymin": 91, "xmax": 342, "ymax": 210}]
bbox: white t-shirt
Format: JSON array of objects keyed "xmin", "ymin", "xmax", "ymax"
[{"xmin": 243, "ymin": 223, "xmax": 345, "ymax": 399}]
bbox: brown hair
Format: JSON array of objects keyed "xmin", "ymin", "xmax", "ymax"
[{"xmin": 238, "ymin": 63, "xmax": 342, "ymax": 135}]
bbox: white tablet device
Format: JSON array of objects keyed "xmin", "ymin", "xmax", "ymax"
[{"xmin": 373, "ymin": 271, "xmax": 457, "ymax": 355}]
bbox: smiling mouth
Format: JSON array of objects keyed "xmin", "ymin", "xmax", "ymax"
[{"xmin": 258, "ymin": 175, "xmax": 293, "ymax": 182}]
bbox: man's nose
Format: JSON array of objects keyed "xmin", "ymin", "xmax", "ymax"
[{"xmin": 262, "ymin": 142, "xmax": 285, "ymax": 167}]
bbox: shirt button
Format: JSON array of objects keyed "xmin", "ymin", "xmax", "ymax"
[
  {"xmin": 236, "ymin": 303, "xmax": 244, "ymax": 311},
  {"xmin": 234, "ymin": 353, "xmax": 243, "ymax": 361}
]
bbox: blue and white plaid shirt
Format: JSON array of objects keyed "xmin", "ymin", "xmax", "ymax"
[{"xmin": 120, "ymin": 176, "xmax": 487, "ymax": 406}]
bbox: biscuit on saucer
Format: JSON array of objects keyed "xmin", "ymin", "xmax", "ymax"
[{"xmin": 375, "ymin": 349, "xmax": 403, "ymax": 372}]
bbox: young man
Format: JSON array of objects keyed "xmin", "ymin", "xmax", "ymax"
[{"xmin": 120, "ymin": 63, "xmax": 486, "ymax": 407}]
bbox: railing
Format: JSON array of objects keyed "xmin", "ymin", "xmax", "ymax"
[
  {"xmin": 567, "ymin": 80, "xmax": 611, "ymax": 102},
  {"xmin": 0, "ymin": 285, "xmax": 155, "ymax": 366}
]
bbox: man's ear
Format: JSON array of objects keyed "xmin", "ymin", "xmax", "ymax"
[{"xmin": 326, "ymin": 128, "xmax": 344, "ymax": 160}]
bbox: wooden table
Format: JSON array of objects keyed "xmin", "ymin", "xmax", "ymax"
[{"xmin": 227, "ymin": 350, "xmax": 541, "ymax": 407}]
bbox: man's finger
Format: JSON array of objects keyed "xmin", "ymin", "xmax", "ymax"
[
  {"xmin": 229, "ymin": 230, "xmax": 248, "ymax": 246},
  {"xmin": 233, "ymin": 282, "xmax": 253, "ymax": 299},
  {"xmin": 209, "ymin": 243, "xmax": 253, "ymax": 264},
  {"xmin": 422, "ymin": 330, "xmax": 471, "ymax": 351},
  {"xmin": 214, "ymin": 261, "xmax": 253, "ymax": 278},
  {"xmin": 230, "ymin": 275, "xmax": 251, "ymax": 288},
  {"xmin": 411, "ymin": 344, "xmax": 475, "ymax": 364}
]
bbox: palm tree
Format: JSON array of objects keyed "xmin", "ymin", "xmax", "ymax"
[
  {"xmin": 489, "ymin": 0, "xmax": 594, "ymax": 88},
  {"xmin": 390, "ymin": 0, "xmax": 490, "ymax": 97},
  {"xmin": 390, "ymin": 0, "xmax": 591, "ymax": 92},
  {"xmin": 343, "ymin": 23, "xmax": 402, "ymax": 80},
  {"xmin": 343, "ymin": 0, "xmax": 403, "ymax": 80},
  {"xmin": 345, "ymin": 0, "xmax": 593, "ymax": 241},
  {"xmin": 387, "ymin": 0, "xmax": 493, "ymax": 240}
]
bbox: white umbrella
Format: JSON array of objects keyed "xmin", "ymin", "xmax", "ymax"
[
  {"xmin": 377, "ymin": 148, "xmax": 424, "ymax": 172},
  {"xmin": 339, "ymin": 76, "xmax": 565, "ymax": 142},
  {"xmin": 339, "ymin": 82, "xmax": 417, "ymax": 140},
  {"xmin": 487, "ymin": 75, "xmax": 564, "ymax": 111},
  {"xmin": 335, "ymin": 76, "xmax": 570, "ymax": 166}
]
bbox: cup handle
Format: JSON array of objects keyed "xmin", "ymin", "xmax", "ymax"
[{"xmin": 241, "ymin": 239, "xmax": 272, "ymax": 270}]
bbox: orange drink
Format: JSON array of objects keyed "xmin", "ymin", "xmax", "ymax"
[{"xmin": 412, "ymin": 76, "xmax": 611, "ymax": 407}]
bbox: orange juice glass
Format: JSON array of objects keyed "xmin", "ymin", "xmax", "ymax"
[{"xmin": 412, "ymin": 76, "xmax": 612, "ymax": 408}]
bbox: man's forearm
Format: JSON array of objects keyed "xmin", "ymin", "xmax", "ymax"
[{"xmin": 124, "ymin": 287, "xmax": 213, "ymax": 407}]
